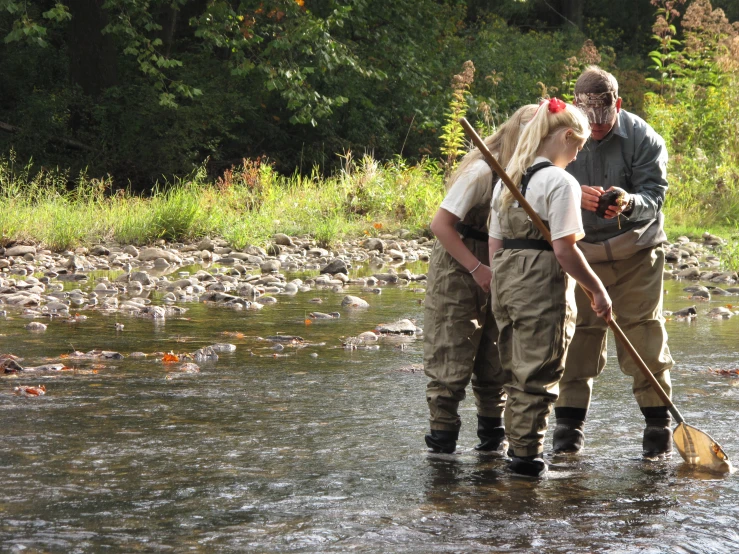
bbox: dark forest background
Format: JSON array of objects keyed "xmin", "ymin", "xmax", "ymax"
[{"xmin": 1, "ymin": 0, "xmax": 738, "ymax": 190}]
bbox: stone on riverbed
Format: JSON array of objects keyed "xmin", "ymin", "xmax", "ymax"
[
  {"xmin": 273, "ymin": 233, "xmax": 294, "ymax": 246},
  {"xmin": 341, "ymin": 295, "xmax": 369, "ymax": 309},
  {"xmin": 668, "ymin": 306, "xmax": 697, "ymax": 318},
  {"xmin": 209, "ymin": 343, "xmax": 236, "ymax": 353},
  {"xmin": 707, "ymin": 307, "xmax": 733, "ymax": 319},
  {"xmin": 193, "ymin": 346, "xmax": 219, "ymax": 362},
  {"xmin": 178, "ymin": 363, "xmax": 200, "ymax": 373},
  {"xmin": 261, "ymin": 260, "xmax": 281, "ymax": 273},
  {"xmin": 5, "ymin": 245, "xmax": 36, "ymax": 257},
  {"xmin": 677, "ymin": 267, "xmax": 700, "ymax": 280},
  {"xmin": 375, "ymin": 319, "xmax": 419, "ymax": 335},
  {"xmin": 309, "ymin": 312, "xmax": 340, "ymax": 319},
  {"xmin": 320, "ymin": 259, "xmax": 348, "ymax": 275},
  {"xmin": 138, "ymin": 247, "xmax": 182, "ymax": 264}
]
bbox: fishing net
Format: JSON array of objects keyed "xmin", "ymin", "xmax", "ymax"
[{"xmin": 674, "ymin": 422, "xmax": 734, "ymax": 474}]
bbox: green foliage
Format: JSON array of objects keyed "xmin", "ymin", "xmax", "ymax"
[
  {"xmin": 0, "ymin": 1, "xmax": 585, "ymax": 187},
  {"xmin": 644, "ymin": 0, "xmax": 739, "ymax": 234},
  {"xmin": 439, "ymin": 61, "xmax": 475, "ymax": 175},
  {"xmin": 717, "ymin": 239, "xmax": 739, "ymax": 272},
  {"xmin": 0, "ymin": 151, "xmax": 445, "ymax": 249}
]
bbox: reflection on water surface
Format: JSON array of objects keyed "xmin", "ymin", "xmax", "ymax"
[{"xmin": 1, "ymin": 270, "xmax": 738, "ymax": 553}]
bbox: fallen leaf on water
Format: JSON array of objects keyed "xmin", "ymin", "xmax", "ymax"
[
  {"xmin": 221, "ymin": 331, "xmax": 245, "ymax": 339},
  {"xmin": 162, "ymin": 353, "xmax": 179, "ymax": 363},
  {"xmin": 14, "ymin": 385, "xmax": 46, "ymax": 396},
  {"xmin": 708, "ymin": 367, "xmax": 739, "ymax": 376},
  {"xmin": 304, "ymin": 319, "xmax": 312, "ymax": 326}
]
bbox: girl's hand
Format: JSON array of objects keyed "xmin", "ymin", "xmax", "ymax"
[
  {"xmin": 471, "ymin": 263, "xmax": 492, "ymax": 293},
  {"xmin": 591, "ymin": 288, "xmax": 612, "ymax": 322}
]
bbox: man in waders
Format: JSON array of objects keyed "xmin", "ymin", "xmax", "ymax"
[{"xmin": 552, "ymin": 66, "xmax": 675, "ymax": 459}]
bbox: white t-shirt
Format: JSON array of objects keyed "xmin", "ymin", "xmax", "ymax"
[
  {"xmin": 439, "ymin": 159, "xmax": 493, "ymax": 219},
  {"xmin": 488, "ymin": 157, "xmax": 584, "ymax": 242}
]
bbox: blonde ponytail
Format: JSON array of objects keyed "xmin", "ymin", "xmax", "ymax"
[
  {"xmin": 497, "ymin": 99, "xmax": 590, "ymax": 211},
  {"xmin": 445, "ymin": 104, "xmax": 537, "ymax": 191}
]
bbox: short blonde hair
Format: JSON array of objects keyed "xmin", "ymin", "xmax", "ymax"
[
  {"xmin": 446, "ymin": 104, "xmax": 538, "ymax": 191},
  {"xmin": 497, "ymin": 99, "xmax": 590, "ymax": 210}
]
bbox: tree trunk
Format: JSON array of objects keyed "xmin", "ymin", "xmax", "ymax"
[
  {"xmin": 160, "ymin": 6, "xmax": 178, "ymax": 58},
  {"xmin": 561, "ymin": 0, "xmax": 584, "ymax": 30},
  {"xmin": 67, "ymin": 0, "xmax": 118, "ymax": 98}
]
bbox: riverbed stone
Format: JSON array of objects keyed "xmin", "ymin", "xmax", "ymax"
[
  {"xmin": 362, "ymin": 238, "xmax": 385, "ymax": 253},
  {"xmin": 273, "ymin": 233, "xmax": 294, "ymax": 246},
  {"xmin": 5, "ymin": 245, "xmax": 36, "ymax": 257},
  {"xmin": 376, "ymin": 319, "xmax": 418, "ymax": 335},
  {"xmin": 138, "ymin": 248, "xmax": 182, "ymax": 264},
  {"xmin": 320, "ymin": 259, "xmax": 348, "ymax": 275},
  {"xmin": 342, "ymin": 295, "xmax": 369, "ymax": 308},
  {"xmin": 130, "ymin": 271, "xmax": 152, "ymax": 285},
  {"xmin": 677, "ymin": 267, "xmax": 700, "ymax": 279},
  {"xmin": 261, "ymin": 260, "xmax": 281, "ymax": 272}
]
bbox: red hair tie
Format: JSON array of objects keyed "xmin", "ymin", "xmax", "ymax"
[
  {"xmin": 548, "ymin": 97, "xmax": 566, "ymax": 114},
  {"xmin": 535, "ymin": 98, "xmax": 567, "ymax": 115}
]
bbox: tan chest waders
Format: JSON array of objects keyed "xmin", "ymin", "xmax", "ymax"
[
  {"xmin": 490, "ymin": 162, "xmax": 577, "ymax": 457},
  {"xmin": 424, "ymin": 194, "xmax": 507, "ymax": 453}
]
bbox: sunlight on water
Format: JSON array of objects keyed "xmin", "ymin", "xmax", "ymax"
[{"xmin": 1, "ymin": 269, "xmax": 738, "ymax": 552}]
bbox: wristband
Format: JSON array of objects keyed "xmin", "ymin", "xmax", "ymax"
[{"xmin": 469, "ymin": 261, "xmax": 482, "ymax": 274}]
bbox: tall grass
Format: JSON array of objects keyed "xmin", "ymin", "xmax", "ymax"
[{"xmin": 0, "ymin": 151, "xmax": 445, "ymax": 250}]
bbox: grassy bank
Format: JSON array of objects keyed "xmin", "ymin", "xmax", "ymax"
[
  {"xmin": 0, "ymin": 152, "xmax": 444, "ymax": 251},
  {"xmin": 1, "ymin": 149, "xmax": 737, "ymax": 269}
]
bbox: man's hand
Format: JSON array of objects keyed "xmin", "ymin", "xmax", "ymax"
[
  {"xmin": 581, "ymin": 185, "xmax": 604, "ymax": 212},
  {"xmin": 601, "ymin": 187, "xmax": 631, "ymax": 219}
]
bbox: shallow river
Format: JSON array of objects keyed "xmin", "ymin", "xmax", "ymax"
[{"xmin": 2, "ymin": 262, "xmax": 739, "ymax": 553}]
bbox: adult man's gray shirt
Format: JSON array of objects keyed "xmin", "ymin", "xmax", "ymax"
[{"xmin": 566, "ymin": 109, "xmax": 668, "ymax": 244}]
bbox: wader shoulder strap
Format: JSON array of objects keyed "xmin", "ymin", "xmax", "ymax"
[{"xmin": 520, "ymin": 161, "xmax": 554, "ymax": 197}]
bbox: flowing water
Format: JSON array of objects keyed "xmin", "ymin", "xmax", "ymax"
[{"xmin": 1, "ymin": 264, "xmax": 738, "ymax": 553}]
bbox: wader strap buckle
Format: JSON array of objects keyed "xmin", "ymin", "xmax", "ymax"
[
  {"xmin": 502, "ymin": 238, "xmax": 553, "ymax": 251},
  {"xmin": 454, "ymin": 221, "xmax": 489, "ymax": 242}
]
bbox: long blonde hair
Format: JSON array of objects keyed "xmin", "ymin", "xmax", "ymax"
[
  {"xmin": 445, "ymin": 104, "xmax": 538, "ymax": 191},
  {"xmin": 497, "ymin": 99, "xmax": 590, "ymax": 210}
]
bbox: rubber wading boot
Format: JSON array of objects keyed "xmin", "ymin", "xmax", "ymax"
[
  {"xmin": 474, "ymin": 416, "xmax": 508, "ymax": 454},
  {"xmin": 425, "ymin": 429, "xmax": 458, "ymax": 454},
  {"xmin": 509, "ymin": 455, "xmax": 548, "ymax": 477},
  {"xmin": 552, "ymin": 418, "xmax": 585, "ymax": 454},
  {"xmin": 642, "ymin": 406, "xmax": 673, "ymax": 459}
]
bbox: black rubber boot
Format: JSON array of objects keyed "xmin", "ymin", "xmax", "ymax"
[
  {"xmin": 552, "ymin": 408, "xmax": 587, "ymax": 454},
  {"xmin": 509, "ymin": 455, "xmax": 548, "ymax": 477},
  {"xmin": 425, "ymin": 429, "xmax": 458, "ymax": 454},
  {"xmin": 641, "ymin": 407, "xmax": 673, "ymax": 459},
  {"xmin": 474, "ymin": 416, "xmax": 507, "ymax": 454}
]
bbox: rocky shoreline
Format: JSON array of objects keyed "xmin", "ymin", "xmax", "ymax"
[
  {"xmin": 1, "ymin": 233, "xmax": 430, "ymax": 376},
  {"xmin": 1, "ymin": 230, "xmax": 737, "ymax": 348}
]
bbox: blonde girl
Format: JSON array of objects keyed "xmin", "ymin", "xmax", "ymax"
[
  {"xmin": 488, "ymin": 98, "xmax": 611, "ymax": 477},
  {"xmin": 424, "ymin": 105, "xmax": 537, "ymax": 455}
]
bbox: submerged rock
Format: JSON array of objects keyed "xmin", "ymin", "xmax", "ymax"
[
  {"xmin": 375, "ymin": 319, "xmax": 419, "ymax": 335},
  {"xmin": 341, "ymin": 295, "xmax": 369, "ymax": 309}
]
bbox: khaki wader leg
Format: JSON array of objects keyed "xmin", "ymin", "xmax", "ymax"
[
  {"xmin": 424, "ymin": 241, "xmax": 507, "ymax": 433},
  {"xmin": 492, "ymin": 249, "xmax": 576, "ymax": 457},
  {"xmin": 556, "ymin": 246, "xmax": 673, "ymax": 412}
]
